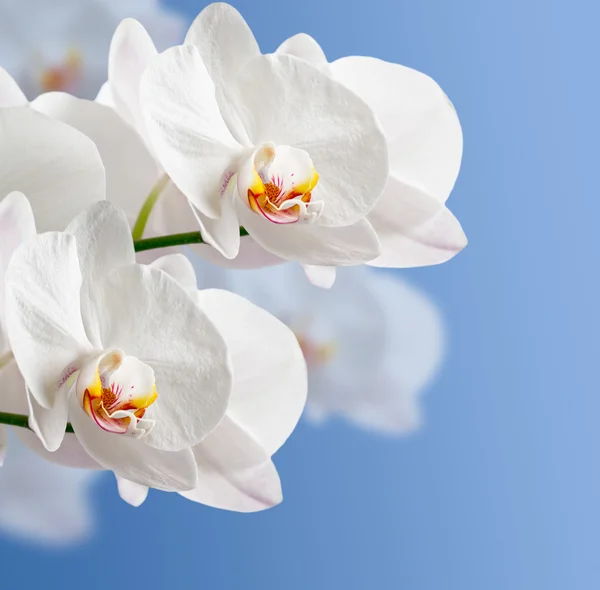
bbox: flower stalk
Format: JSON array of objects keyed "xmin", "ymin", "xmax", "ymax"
[
  {"xmin": 131, "ymin": 174, "xmax": 171, "ymax": 240},
  {"xmin": 133, "ymin": 227, "xmax": 249, "ymax": 252}
]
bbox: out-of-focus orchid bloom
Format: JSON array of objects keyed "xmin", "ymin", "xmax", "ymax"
[
  {"xmin": 0, "ymin": 0, "xmax": 185, "ymax": 98},
  {"xmin": 0, "ymin": 431, "xmax": 100, "ymax": 546},
  {"xmin": 191, "ymin": 259, "xmax": 445, "ymax": 435}
]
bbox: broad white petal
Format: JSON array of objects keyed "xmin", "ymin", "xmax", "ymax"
[
  {"xmin": 0, "ymin": 360, "xmax": 26, "ymax": 415},
  {"xmin": 185, "ymin": 3, "xmax": 260, "ymax": 87},
  {"xmin": 0, "ymin": 67, "xmax": 27, "ymax": 107},
  {"xmin": 276, "ymin": 33, "xmax": 329, "ymax": 71},
  {"xmin": 226, "ymin": 54, "xmax": 388, "ymax": 226},
  {"xmin": 238, "ymin": 201, "xmax": 380, "ymax": 265},
  {"xmin": 65, "ymin": 202, "xmax": 135, "ymax": 346},
  {"xmin": 150, "ymin": 254, "xmax": 197, "ymax": 293},
  {"xmin": 331, "ymin": 56, "xmax": 463, "ymax": 202},
  {"xmin": 141, "ymin": 45, "xmax": 242, "ymax": 218},
  {"xmin": 26, "ymin": 388, "xmax": 69, "ymax": 452},
  {"xmin": 197, "ymin": 289, "xmax": 306, "ymax": 455},
  {"xmin": 368, "ymin": 205, "xmax": 467, "ymax": 268},
  {"xmin": 69, "ymin": 393, "xmax": 197, "ymax": 491},
  {"xmin": 0, "ymin": 427, "xmax": 5, "ymax": 465},
  {"xmin": 0, "ymin": 107, "xmax": 106, "ymax": 232},
  {"xmin": 98, "ymin": 264, "xmax": 232, "ymax": 451},
  {"xmin": 184, "ymin": 3, "xmax": 259, "ymax": 145},
  {"xmin": 5, "ymin": 232, "xmax": 91, "ymax": 409},
  {"xmin": 108, "ymin": 18, "xmax": 158, "ymax": 136},
  {"xmin": 302, "ymin": 265, "xmax": 336, "ymax": 289},
  {"xmin": 193, "ymin": 179, "xmax": 241, "ymax": 260},
  {"xmin": 181, "ymin": 416, "xmax": 282, "ymax": 513},
  {"xmin": 0, "ymin": 192, "xmax": 36, "ymax": 325},
  {"xmin": 31, "ymin": 92, "xmax": 160, "ymax": 224},
  {"xmin": 95, "ymin": 82, "xmax": 114, "ymax": 107},
  {"xmin": 0, "ymin": 433, "xmax": 98, "ymax": 546},
  {"xmin": 116, "ymin": 476, "xmax": 149, "ymax": 507},
  {"xmin": 190, "ymin": 235, "xmax": 284, "ymax": 270}
]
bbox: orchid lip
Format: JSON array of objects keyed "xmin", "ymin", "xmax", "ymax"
[
  {"xmin": 237, "ymin": 143, "xmax": 323, "ymax": 225},
  {"xmin": 67, "ymin": 350, "xmax": 158, "ymax": 438}
]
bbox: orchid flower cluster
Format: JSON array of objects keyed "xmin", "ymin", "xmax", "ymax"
[{"xmin": 0, "ymin": 2, "xmax": 465, "ymax": 514}]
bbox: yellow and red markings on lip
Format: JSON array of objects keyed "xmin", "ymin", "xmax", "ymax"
[
  {"xmin": 39, "ymin": 48, "xmax": 82, "ymax": 92},
  {"xmin": 296, "ymin": 334, "xmax": 336, "ymax": 366},
  {"xmin": 247, "ymin": 168, "xmax": 319, "ymax": 224},
  {"xmin": 83, "ymin": 371, "xmax": 158, "ymax": 435}
]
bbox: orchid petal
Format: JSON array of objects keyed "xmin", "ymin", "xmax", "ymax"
[
  {"xmin": 237, "ymin": 200, "xmax": 380, "ymax": 265},
  {"xmin": 302, "ymin": 265, "xmax": 336, "ymax": 289},
  {"xmin": 0, "ymin": 107, "xmax": 105, "ymax": 231},
  {"xmin": 0, "ymin": 67, "xmax": 27, "ymax": 107},
  {"xmin": 331, "ymin": 56, "xmax": 463, "ymax": 203},
  {"xmin": 225, "ymin": 53, "xmax": 388, "ymax": 227},
  {"xmin": 276, "ymin": 33, "xmax": 329, "ymax": 71},
  {"xmin": 0, "ymin": 360, "xmax": 26, "ymax": 415},
  {"xmin": 185, "ymin": 3, "xmax": 260, "ymax": 89},
  {"xmin": 98, "ymin": 264, "xmax": 232, "ymax": 451},
  {"xmin": 141, "ymin": 45, "xmax": 242, "ymax": 219},
  {"xmin": 368, "ymin": 205, "xmax": 467, "ymax": 268},
  {"xmin": 5, "ymin": 232, "xmax": 91, "ymax": 409},
  {"xmin": 68, "ymin": 392, "xmax": 197, "ymax": 491},
  {"xmin": 0, "ymin": 192, "xmax": 36, "ymax": 327},
  {"xmin": 190, "ymin": 236, "xmax": 284, "ymax": 270},
  {"xmin": 116, "ymin": 476, "xmax": 149, "ymax": 507},
  {"xmin": 31, "ymin": 92, "xmax": 159, "ymax": 226},
  {"xmin": 26, "ymin": 387, "xmax": 70, "ymax": 452},
  {"xmin": 150, "ymin": 254, "xmax": 197, "ymax": 294},
  {"xmin": 192, "ymin": 177, "xmax": 241, "ymax": 259},
  {"xmin": 65, "ymin": 202, "xmax": 135, "ymax": 347},
  {"xmin": 181, "ymin": 416, "xmax": 282, "ymax": 513},
  {"xmin": 108, "ymin": 18, "xmax": 157, "ymax": 137},
  {"xmin": 197, "ymin": 289, "xmax": 306, "ymax": 455},
  {"xmin": 184, "ymin": 2, "xmax": 259, "ymax": 145}
]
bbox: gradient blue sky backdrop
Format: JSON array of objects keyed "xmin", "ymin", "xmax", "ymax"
[{"xmin": 1, "ymin": 0, "xmax": 598, "ymax": 588}]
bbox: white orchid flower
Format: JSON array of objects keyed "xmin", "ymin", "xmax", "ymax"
[
  {"xmin": 176, "ymin": 3, "xmax": 465, "ymax": 288},
  {"xmin": 191, "ymin": 259, "xmax": 444, "ymax": 435},
  {"xmin": 139, "ymin": 22, "xmax": 388, "ymax": 275},
  {"xmin": 5, "ymin": 201, "xmax": 233, "ymax": 490},
  {"xmin": 0, "ymin": 0, "xmax": 185, "ymax": 99},
  {"xmin": 0, "ymin": 431, "xmax": 100, "ymax": 547},
  {"xmin": 5, "ymin": 201, "xmax": 306, "ymax": 509}
]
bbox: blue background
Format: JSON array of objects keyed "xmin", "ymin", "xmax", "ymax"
[{"xmin": 2, "ymin": 0, "xmax": 598, "ymax": 588}]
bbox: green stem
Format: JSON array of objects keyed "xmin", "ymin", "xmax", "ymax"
[
  {"xmin": 131, "ymin": 175, "xmax": 170, "ymax": 241},
  {"xmin": 134, "ymin": 227, "xmax": 249, "ymax": 252},
  {"xmin": 0, "ymin": 411, "xmax": 74, "ymax": 433}
]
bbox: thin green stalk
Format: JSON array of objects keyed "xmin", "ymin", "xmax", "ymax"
[
  {"xmin": 0, "ymin": 411, "xmax": 74, "ymax": 433},
  {"xmin": 131, "ymin": 174, "xmax": 170, "ymax": 241},
  {"xmin": 134, "ymin": 227, "xmax": 249, "ymax": 252}
]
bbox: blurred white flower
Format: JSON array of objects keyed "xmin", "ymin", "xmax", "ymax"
[
  {"xmin": 0, "ymin": 431, "xmax": 99, "ymax": 547},
  {"xmin": 0, "ymin": 0, "xmax": 185, "ymax": 99},
  {"xmin": 192, "ymin": 260, "xmax": 445, "ymax": 435}
]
